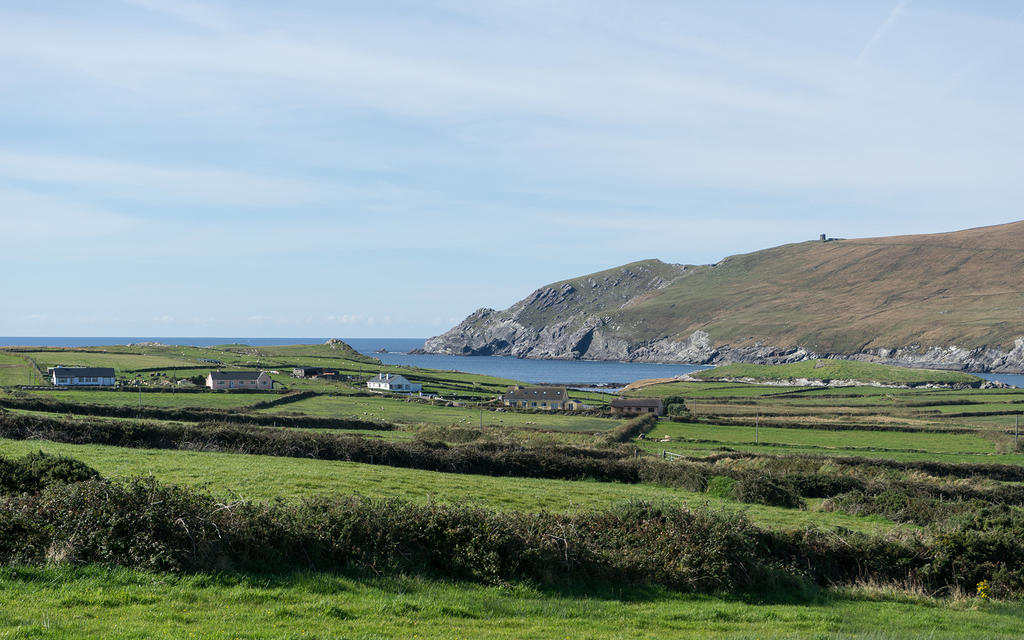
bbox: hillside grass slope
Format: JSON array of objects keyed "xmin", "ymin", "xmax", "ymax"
[{"xmin": 616, "ymin": 221, "xmax": 1024, "ymax": 352}]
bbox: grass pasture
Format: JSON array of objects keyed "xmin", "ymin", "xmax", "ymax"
[
  {"xmin": 694, "ymin": 359, "xmax": 983, "ymax": 385},
  {"xmin": 642, "ymin": 421, "xmax": 997, "ymax": 456},
  {"xmin": 16, "ymin": 350, "xmax": 195, "ymax": 373},
  {"xmin": 4, "ymin": 341, "xmax": 1024, "ymax": 637},
  {"xmin": 263, "ymin": 394, "xmax": 620, "ymax": 431},
  {"xmin": 27, "ymin": 389, "xmax": 271, "ymax": 410},
  {"xmin": 0, "ymin": 352, "xmax": 34, "ymax": 386},
  {"xmin": 3, "ymin": 566, "xmax": 1022, "ymax": 640},
  {"xmin": 0, "ymin": 437, "xmax": 901, "ymax": 533}
]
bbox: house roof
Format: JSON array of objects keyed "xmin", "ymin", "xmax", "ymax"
[
  {"xmin": 51, "ymin": 367, "xmax": 115, "ymax": 377},
  {"xmin": 209, "ymin": 370, "xmax": 265, "ymax": 381},
  {"xmin": 610, "ymin": 397, "xmax": 663, "ymax": 408},
  {"xmin": 503, "ymin": 386, "xmax": 568, "ymax": 402},
  {"xmin": 370, "ymin": 373, "xmax": 409, "ymax": 383}
]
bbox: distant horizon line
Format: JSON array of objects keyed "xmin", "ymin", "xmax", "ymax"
[{"xmin": 0, "ymin": 336, "xmax": 427, "ymax": 339}]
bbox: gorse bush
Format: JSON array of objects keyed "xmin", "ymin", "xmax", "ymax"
[
  {"xmin": 0, "ymin": 477, "xmax": 777, "ymax": 592},
  {"xmin": 603, "ymin": 414, "xmax": 658, "ymax": 443},
  {"xmin": 2, "ymin": 475, "xmax": 1023, "ymax": 597},
  {"xmin": 0, "ymin": 452, "xmax": 100, "ymax": 495}
]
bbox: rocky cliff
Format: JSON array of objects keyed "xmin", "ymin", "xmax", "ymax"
[{"xmin": 421, "ymin": 222, "xmax": 1024, "ymax": 372}]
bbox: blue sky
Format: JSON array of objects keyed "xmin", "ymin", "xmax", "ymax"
[{"xmin": 1, "ymin": 0, "xmax": 1022, "ymax": 338}]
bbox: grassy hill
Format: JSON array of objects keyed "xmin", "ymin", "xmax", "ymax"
[
  {"xmin": 615, "ymin": 221, "xmax": 1024, "ymax": 352},
  {"xmin": 428, "ymin": 221, "xmax": 1024, "ymax": 365}
]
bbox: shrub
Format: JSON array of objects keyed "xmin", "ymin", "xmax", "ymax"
[
  {"xmin": 705, "ymin": 475, "xmax": 737, "ymax": 499},
  {"xmin": 604, "ymin": 414, "xmax": 658, "ymax": 443},
  {"xmin": 663, "ymin": 395, "xmax": 690, "ymax": 417},
  {"xmin": 0, "ymin": 452, "xmax": 100, "ymax": 495},
  {"xmin": 730, "ymin": 473, "xmax": 805, "ymax": 509}
]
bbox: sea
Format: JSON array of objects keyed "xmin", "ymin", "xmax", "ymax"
[{"xmin": 2, "ymin": 337, "xmax": 1023, "ymax": 388}]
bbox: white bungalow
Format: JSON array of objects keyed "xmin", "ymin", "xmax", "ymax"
[
  {"xmin": 367, "ymin": 373, "xmax": 422, "ymax": 393},
  {"xmin": 50, "ymin": 367, "xmax": 116, "ymax": 386}
]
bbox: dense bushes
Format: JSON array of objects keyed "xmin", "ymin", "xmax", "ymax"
[
  {"xmin": 0, "ymin": 478, "xmax": 777, "ymax": 592},
  {"xmin": 603, "ymin": 414, "xmax": 658, "ymax": 443},
  {"xmin": 3, "ymin": 475, "xmax": 1023, "ymax": 597},
  {"xmin": 0, "ymin": 395, "xmax": 393, "ymax": 431},
  {"xmin": 0, "ymin": 452, "xmax": 99, "ymax": 495},
  {"xmin": 662, "ymin": 395, "xmax": 689, "ymax": 417}
]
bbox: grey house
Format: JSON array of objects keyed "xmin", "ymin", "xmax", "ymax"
[
  {"xmin": 610, "ymin": 397, "xmax": 664, "ymax": 416},
  {"xmin": 206, "ymin": 370, "xmax": 273, "ymax": 390},
  {"xmin": 49, "ymin": 367, "xmax": 116, "ymax": 386},
  {"xmin": 502, "ymin": 385, "xmax": 573, "ymax": 410}
]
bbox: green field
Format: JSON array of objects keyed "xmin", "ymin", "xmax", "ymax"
[
  {"xmin": 3, "ymin": 566, "xmax": 1021, "ymax": 640},
  {"xmin": 263, "ymin": 394, "xmax": 620, "ymax": 431},
  {"xmin": 4, "ymin": 341, "xmax": 1024, "ymax": 637},
  {"xmin": 18, "ymin": 350, "xmax": 200, "ymax": 372},
  {"xmin": 0, "ymin": 352, "xmax": 34, "ymax": 386},
  {"xmin": 0, "ymin": 438, "xmax": 897, "ymax": 533},
  {"xmin": 694, "ymin": 359, "xmax": 983, "ymax": 385},
  {"xmin": 30, "ymin": 389, "xmax": 269, "ymax": 410},
  {"xmin": 645, "ymin": 421, "xmax": 995, "ymax": 454}
]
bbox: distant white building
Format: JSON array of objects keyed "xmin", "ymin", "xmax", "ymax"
[
  {"xmin": 50, "ymin": 367, "xmax": 116, "ymax": 386},
  {"xmin": 367, "ymin": 373, "xmax": 422, "ymax": 393}
]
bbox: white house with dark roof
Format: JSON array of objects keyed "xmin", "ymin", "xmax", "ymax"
[
  {"xmin": 367, "ymin": 373, "xmax": 422, "ymax": 393},
  {"xmin": 206, "ymin": 370, "xmax": 272, "ymax": 390},
  {"xmin": 49, "ymin": 367, "xmax": 116, "ymax": 386}
]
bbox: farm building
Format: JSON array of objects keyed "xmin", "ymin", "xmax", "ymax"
[
  {"xmin": 610, "ymin": 397, "xmax": 664, "ymax": 416},
  {"xmin": 206, "ymin": 370, "xmax": 273, "ymax": 390},
  {"xmin": 502, "ymin": 385, "xmax": 581, "ymax": 410},
  {"xmin": 367, "ymin": 373, "xmax": 422, "ymax": 392},
  {"xmin": 293, "ymin": 367, "xmax": 341, "ymax": 379},
  {"xmin": 49, "ymin": 367, "xmax": 116, "ymax": 386}
]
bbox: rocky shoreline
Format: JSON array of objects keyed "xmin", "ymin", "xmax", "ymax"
[{"xmin": 415, "ymin": 324, "xmax": 1024, "ymax": 374}]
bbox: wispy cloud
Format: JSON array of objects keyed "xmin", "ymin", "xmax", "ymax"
[
  {"xmin": 857, "ymin": 0, "xmax": 911, "ymax": 62},
  {"xmin": 0, "ymin": 150, "xmax": 336, "ymax": 206},
  {"xmin": 121, "ymin": 0, "xmax": 231, "ymax": 31}
]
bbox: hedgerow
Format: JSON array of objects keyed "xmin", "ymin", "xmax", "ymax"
[
  {"xmin": 0, "ymin": 412, "xmax": 803, "ymax": 508},
  {"xmin": 2, "ymin": 475, "xmax": 1023, "ymax": 597},
  {"xmin": 0, "ymin": 395, "xmax": 392, "ymax": 431}
]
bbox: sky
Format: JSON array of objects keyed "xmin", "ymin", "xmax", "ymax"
[{"xmin": 1, "ymin": 0, "xmax": 1023, "ymax": 338}]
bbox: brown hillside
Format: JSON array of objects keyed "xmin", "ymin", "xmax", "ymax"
[{"xmin": 612, "ymin": 221, "xmax": 1024, "ymax": 352}]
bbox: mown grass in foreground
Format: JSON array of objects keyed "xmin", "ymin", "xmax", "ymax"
[
  {"xmin": 0, "ymin": 438, "xmax": 900, "ymax": 533},
  {"xmin": 1, "ymin": 565, "xmax": 1020, "ymax": 640}
]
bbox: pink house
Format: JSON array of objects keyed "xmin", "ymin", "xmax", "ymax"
[{"xmin": 206, "ymin": 370, "xmax": 272, "ymax": 390}]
